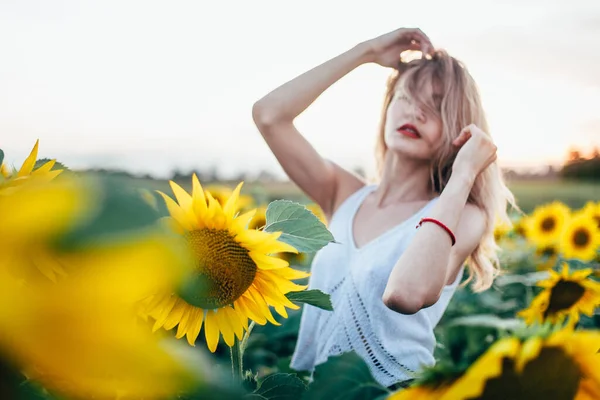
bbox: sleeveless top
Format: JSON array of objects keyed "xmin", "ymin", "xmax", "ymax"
[{"xmin": 290, "ymin": 184, "xmax": 464, "ymax": 388}]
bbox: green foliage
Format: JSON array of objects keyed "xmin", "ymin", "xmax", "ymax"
[
  {"xmin": 251, "ymin": 373, "xmax": 307, "ymax": 400},
  {"xmin": 285, "ymin": 290, "xmax": 333, "ymax": 312},
  {"xmin": 34, "ymin": 158, "xmax": 69, "ymax": 171},
  {"xmin": 0, "ymin": 149, "xmax": 4, "ymax": 166},
  {"xmin": 264, "ymin": 201, "xmax": 334, "ymax": 253},
  {"xmin": 302, "ymin": 352, "xmax": 388, "ymax": 400}
]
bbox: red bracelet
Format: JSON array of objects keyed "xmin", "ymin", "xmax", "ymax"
[{"xmin": 416, "ymin": 217, "xmax": 456, "ymax": 246}]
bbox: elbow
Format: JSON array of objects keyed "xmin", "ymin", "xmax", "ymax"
[
  {"xmin": 252, "ymin": 101, "xmax": 287, "ymax": 130},
  {"xmin": 382, "ymin": 289, "xmax": 441, "ymax": 315}
]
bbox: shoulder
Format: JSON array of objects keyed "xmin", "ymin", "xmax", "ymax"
[{"xmin": 324, "ymin": 161, "xmax": 367, "ymax": 220}]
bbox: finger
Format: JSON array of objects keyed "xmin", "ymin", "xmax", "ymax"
[{"xmin": 452, "ymin": 128, "xmax": 471, "ymax": 146}]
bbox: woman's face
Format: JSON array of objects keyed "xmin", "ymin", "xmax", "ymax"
[{"xmin": 383, "ymin": 77, "xmax": 443, "ymax": 161}]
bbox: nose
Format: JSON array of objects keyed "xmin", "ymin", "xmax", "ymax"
[{"xmin": 408, "ymin": 102, "xmax": 426, "ymax": 123}]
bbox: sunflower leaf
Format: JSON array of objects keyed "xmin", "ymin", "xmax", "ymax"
[
  {"xmin": 253, "ymin": 373, "xmax": 307, "ymax": 400},
  {"xmin": 302, "ymin": 352, "xmax": 387, "ymax": 400},
  {"xmin": 264, "ymin": 200, "xmax": 334, "ymax": 253},
  {"xmin": 286, "ymin": 290, "xmax": 333, "ymax": 311}
]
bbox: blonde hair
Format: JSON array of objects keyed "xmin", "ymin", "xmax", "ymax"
[{"xmin": 375, "ymin": 50, "xmax": 517, "ymax": 292}]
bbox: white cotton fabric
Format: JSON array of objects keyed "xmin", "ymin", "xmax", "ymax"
[{"xmin": 290, "ymin": 184, "xmax": 463, "ymax": 388}]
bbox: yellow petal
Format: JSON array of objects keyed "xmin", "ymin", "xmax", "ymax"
[
  {"xmin": 247, "ymin": 288, "xmax": 280, "ymax": 326},
  {"xmin": 185, "ymin": 308, "xmax": 204, "ymax": 346},
  {"xmin": 175, "ymin": 307, "xmax": 192, "ymax": 339},
  {"xmin": 157, "ymin": 191, "xmax": 194, "ymax": 231},
  {"xmin": 30, "ymin": 159, "xmax": 56, "ymax": 175},
  {"xmin": 215, "ymin": 308, "xmax": 235, "ymax": 347},
  {"xmin": 169, "ymin": 181, "xmax": 193, "ymax": 212},
  {"xmin": 223, "ymin": 306, "xmax": 245, "ymax": 340},
  {"xmin": 249, "ymin": 251, "xmax": 289, "ymax": 270},
  {"xmin": 222, "ymin": 182, "xmax": 243, "ymax": 222},
  {"xmin": 236, "ymin": 296, "xmax": 267, "ymax": 325},
  {"xmin": 152, "ymin": 296, "xmax": 177, "ymax": 332},
  {"xmin": 163, "ymin": 299, "xmax": 187, "ymax": 330},
  {"xmin": 230, "ymin": 209, "xmax": 256, "ymax": 233},
  {"xmin": 17, "ymin": 139, "xmax": 39, "ymax": 177},
  {"xmin": 515, "ymin": 336, "xmax": 543, "ymax": 372},
  {"xmin": 204, "ymin": 310, "xmax": 221, "ymax": 352}
]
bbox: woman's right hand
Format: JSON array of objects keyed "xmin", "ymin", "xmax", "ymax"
[{"xmin": 363, "ymin": 28, "xmax": 434, "ymax": 68}]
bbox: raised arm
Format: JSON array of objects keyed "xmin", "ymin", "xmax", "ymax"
[
  {"xmin": 252, "ymin": 28, "xmax": 433, "ymax": 218},
  {"xmin": 383, "ymin": 124, "xmax": 498, "ymax": 314}
]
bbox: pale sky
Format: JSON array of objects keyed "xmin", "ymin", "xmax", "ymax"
[{"xmin": 1, "ymin": 0, "xmax": 599, "ymax": 179}]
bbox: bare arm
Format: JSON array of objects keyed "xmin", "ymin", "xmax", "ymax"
[
  {"xmin": 252, "ymin": 29, "xmax": 433, "ymax": 217},
  {"xmin": 252, "ymin": 44, "xmax": 372, "ymax": 216},
  {"xmin": 383, "ymin": 124, "xmax": 498, "ymax": 314}
]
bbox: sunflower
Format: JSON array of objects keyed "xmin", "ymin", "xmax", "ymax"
[
  {"xmin": 559, "ymin": 213, "xmax": 600, "ymax": 261},
  {"xmin": 0, "ymin": 176, "xmax": 200, "ymax": 399},
  {"xmin": 0, "ymin": 140, "xmax": 63, "ymax": 190},
  {"xmin": 580, "ymin": 201, "xmax": 600, "ymax": 231},
  {"xmin": 390, "ymin": 329, "xmax": 600, "ymax": 400},
  {"xmin": 526, "ymin": 202, "xmax": 571, "ymax": 248},
  {"xmin": 205, "ymin": 183, "xmax": 255, "ymax": 211},
  {"xmin": 147, "ymin": 175, "xmax": 310, "ymax": 352},
  {"xmin": 493, "ymin": 217, "xmax": 512, "ymax": 242},
  {"xmin": 518, "ymin": 263, "xmax": 600, "ymax": 326}
]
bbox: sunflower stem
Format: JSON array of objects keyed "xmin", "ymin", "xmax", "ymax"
[
  {"xmin": 230, "ymin": 339, "xmax": 243, "ymax": 384},
  {"xmin": 240, "ymin": 321, "xmax": 256, "ymax": 353}
]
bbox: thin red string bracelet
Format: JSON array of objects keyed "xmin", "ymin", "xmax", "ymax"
[{"xmin": 416, "ymin": 217, "xmax": 456, "ymax": 246}]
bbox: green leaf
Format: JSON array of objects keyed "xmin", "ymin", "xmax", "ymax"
[
  {"xmin": 302, "ymin": 352, "xmax": 388, "ymax": 400},
  {"xmin": 34, "ymin": 158, "xmax": 69, "ymax": 171},
  {"xmin": 254, "ymin": 373, "xmax": 307, "ymax": 400},
  {"xmin": 56, "ymin": 176, "xmax": 161, "ymax": 250},
  {"xmin": 264, "ymin": 200, "xmax": 334, "ymax": 253},
  {"xmin": 286, "ymin": 290, "xmax": 333, "ymax": 311},
  {"xmin": 0, "ymin": 149, "xmax": 4, "ymax": 166}
]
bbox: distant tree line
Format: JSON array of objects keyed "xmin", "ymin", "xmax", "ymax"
[{"xmin": 560, "ymin": 147, "xmax": 600, "ymax": 181}]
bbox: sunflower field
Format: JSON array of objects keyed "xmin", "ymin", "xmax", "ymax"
[{"xmin": 1, "ymin": 141, "xmax": 600, "ymax": 400}]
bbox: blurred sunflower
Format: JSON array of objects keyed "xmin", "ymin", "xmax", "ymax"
[
  {"xmin": 493, "ymin": 217, "xmax": 512, "ymax": 242},
  {"xmin": 306, "ymin": 203, "xmax": 328, "ymax": 226},
  {"xmin": 206, "ymin": 183, "xmax": 255, "ymax": 211},
  {"xmin": 0, "ymin": 176, "xmax": 88, "ymax": 282},
  {"xmin": 0, "ymin": 140, "xmax": 63, "ymax": 190},
  {"xmin": 559, "ymin": 213, "xmax": 600, "ymax": 262},
  {"xmin": 390, "ymin": 328, "xmax": 600, "ymax": 400},
  {"xmin": 0, "ymin": 177, "xmax": 201, "ymax": 399},
  {"xmin": 248, "ymin": 205, "xmax": 267, "ymax": 230},
  {"xmin": 580, "ymin": 201, "xmax": 600, "ymax": 231},
  {"xmin": 518, "ymin": 263, "xmax": 600, "ymax": 326},
  {"xmin": 512, "ymin": 215, "xmax": 528, "ymax": 238},
  {"xmin": 147, "ymin": 175, "xmax": 309, "ymax": 352},
  {"xmin": 526, "ymin": 202, "xmax": 571, "ymax": 248}
]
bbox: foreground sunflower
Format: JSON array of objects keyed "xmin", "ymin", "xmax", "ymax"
[
  {"xmin": 0, "ymin": 176, "xmax": 201, "ymax": 399},
  {"xmin": 147, "ymin": 175, "xmax": 309, "ymax": 352},
  {"xmin": 559, "ymin": 213, "xmax": 600, "ymax": 261},
  {"xmin": 390, "ymin": 328, "xmax": 600, "ymax": 400},
  {"xmin": 526, "ymin": 202, "xmax": 571, "ymax": 248},
  {"xmin": 0, "ymin": 140, "xmax": 63, "ymax": 190},
  {"xmin": 518, "ymin": 263, "xmax": 600, "ymax": 326},
  {"xmin": 248, "ymin": 205, "xmax": 267, "ymax": 230}
]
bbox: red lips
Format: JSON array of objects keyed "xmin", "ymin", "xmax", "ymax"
[{"xmin": 397, "ymin": 124, "xmax": 421, "ymax": 139}]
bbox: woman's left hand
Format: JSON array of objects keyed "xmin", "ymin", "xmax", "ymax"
[{"xmin": 451, "ymin": 124, "xmax": 497, "ymax": 182}]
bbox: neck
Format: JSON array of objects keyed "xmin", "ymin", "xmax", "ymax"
[{"xmin": 375, "ymin": 153, "xmax": 435, "ymax": 207}]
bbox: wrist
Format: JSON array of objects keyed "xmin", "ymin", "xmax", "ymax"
[
  {"xmin": 449, "ymin": 169, "xmax": 476, "ymax": 188},
  {"xmin": 353, "ymin": 41, "xmax": 376, "ymax": 64}
]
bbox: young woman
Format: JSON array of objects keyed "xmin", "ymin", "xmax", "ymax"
[{"xmin": 252, "ymin": 27, "xmax": 515, "ymax": 389}]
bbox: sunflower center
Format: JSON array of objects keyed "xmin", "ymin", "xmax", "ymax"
[
  {"xmin": 476, "ymin": 348, "xmax": 580, "ymax": 400},
  {"xmin": 179, "ymin": 228, "xmax": 257, "ymax": 309},
  {"xmin": 572, "ymin": 228, "xmax": 590, "ymax": 248},
  {"xmin": 538, "ymin": 246, "xmax": 557, "ymax": 258},
  {"xmin": 544, "ymin": 280, "xmax": 586, "ymax": 318},
  {"xmin": 540, "ymin": 217, "xmax": 556, "ymax": 233}
]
